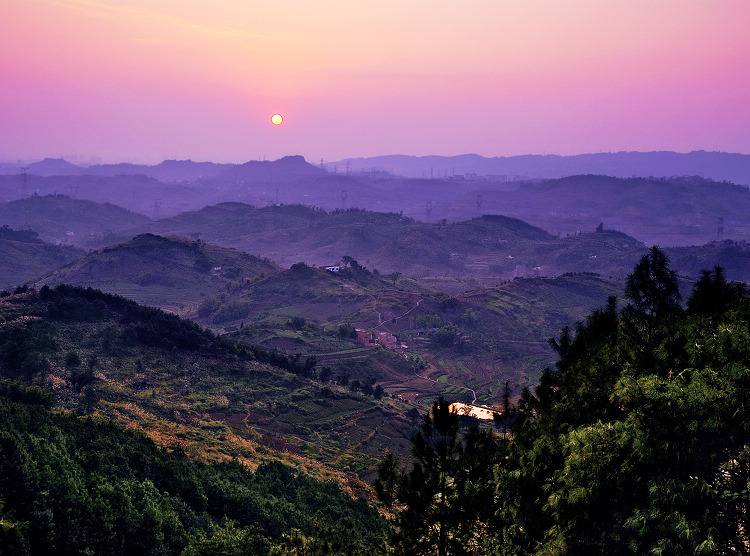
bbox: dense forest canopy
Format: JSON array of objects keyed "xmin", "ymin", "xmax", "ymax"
[
  {"xmin": 0, "ymin": 381, "xmax": 386, "ymax": 555},
  {"xmin": 377, "ymin": 249, "xmax": 750, "ymax": 555}
]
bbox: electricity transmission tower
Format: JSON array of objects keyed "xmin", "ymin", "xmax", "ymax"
[{"xmin": 20, "ymin": 167, "xmax": 29, "ymax": 197}]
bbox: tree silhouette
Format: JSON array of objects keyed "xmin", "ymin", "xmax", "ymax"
[
  {"xmin": 375, "ymin": 397, "xmax": 502, "ymax": 555},
  {"xmin": 625, "ymin": 246, "xmax": 680, "ymax": 322}
]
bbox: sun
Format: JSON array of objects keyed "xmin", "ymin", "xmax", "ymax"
[{"xmin": 271, "ymin": 113, "xmax": 283, "ymax": 125}]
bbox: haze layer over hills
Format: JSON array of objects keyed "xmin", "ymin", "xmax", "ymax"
[
  {"xmin": 338, "ymin": 151, "xmax": 750, "ymax": 185},
  {"xmin": 2, "ymin": 151, "xmax": 749, "ymax": 246}
]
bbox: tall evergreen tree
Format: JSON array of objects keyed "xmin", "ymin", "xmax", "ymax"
[
  {"xmin": 625, "ymin": 246, "xmax": 680, "ymax": 333},
  {"xmin": 375, "ymin": 397, "xmax": 502, "ymax": 555}
]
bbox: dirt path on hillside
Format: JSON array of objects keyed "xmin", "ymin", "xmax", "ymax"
[{"xmin": 374, "ymin": 297, "xmax": 423, "ymax": 329}]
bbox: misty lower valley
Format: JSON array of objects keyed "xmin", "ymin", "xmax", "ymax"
[{"xmin": 3, "ymin": 153, "xmax": 750, "ymax": 554}]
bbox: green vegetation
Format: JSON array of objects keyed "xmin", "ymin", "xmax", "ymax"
[
  {"xmin": 0, "ymin": 382, "xmax": 386, "ymax": 555},
  {"xmin": 377, "ymin": 249, "xmax": 750, "ymax": 554},
  {"xmin": 5, "ymin": 240, "xmax": 750, "ymax": 554},
  {"xmin": 375, "ymin": 398, "xmax": 503, "ymax": 556},
  {"xmin": 0, "ymin": 284, "xmax": 414, "ymax": 484}
]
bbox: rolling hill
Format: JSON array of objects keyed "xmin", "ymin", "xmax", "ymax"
[
  {"xmin": 0, "ymin": 194, "xmax": 150, "ymax": 245},
  {"xmin": 6, "ymin": 152, "xmax": 750, "ymax": 248},
  {"xmin": 0, "ymin": 285, "xmax": 403, "ymax": 552},
  {"xmin": 464, "ymin": 174, "xmax": 750, "ymax": 246},
  {"xmin": 188, "ymin": 262, "xmax": 622, "ymax": 406},
  {"xmin": 0, "ymin": 225, "xmax": 84, "ymax": 290},
  {"xmin": 140, "ymin": 204, "xmax": 652, "ymax": 280},
  {"xmin": 36, "ymin": 234, "xmax": 277, "ymax": 312},
  {"xmin": 0, "ymin": 284, "xmax": 418, "ymax": 484}
]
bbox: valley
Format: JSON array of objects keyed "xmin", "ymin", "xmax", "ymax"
[{"xmin": 3, "ymin": 162, "xmax": 750, "ymax": 412}]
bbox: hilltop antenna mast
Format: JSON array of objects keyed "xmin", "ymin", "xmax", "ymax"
[
  {"xmin": 345, "ymin": 161, "xmax": 351, "ymax": 175},
  {"xmin": 20, "ymin": 167, "xmax": 29, "ymax": 197},
  {"xmin": 341, "ymin": 190, "xmax": 348, "ymax": 210},
  {"xmin": 319, "ymin": 158, "xmax": 325, "ymax": 170},
  {"xmin": 152, "ymin": 199, "xmax": 161, "ymax": 220},
  {"xmin": 718, "ymin": 217, "xmax": 725, "ymax": 241},
  {"xmin": 476, "ymin": 194, "xmax": 483, "ymax": 216}
]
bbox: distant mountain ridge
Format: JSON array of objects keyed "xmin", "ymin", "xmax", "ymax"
[
  {"xmin": 0, "ymin": 155, "xmax": 323, "ymax": 183},
  {"xmin": 338, "ymin": 151, "xmax": 750, "ymax": 185},
  {"xmin": 8, "ymin": 157, "xmax": 231, "ymax": 181},
  {"xmin": 6, "ymin": 151, "xmax": 750, "ymax": 185}
]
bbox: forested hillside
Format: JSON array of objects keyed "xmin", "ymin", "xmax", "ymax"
[
  {"xmin": 0, "ymin": 284, "xmax": 419, "ymax": 479},
  {"xmin": 376, "ymin": 250, "xmax": 750, "ymax": 554},
  {"xmin": 3, "ymin": 250, "xmax": 750, "ymax": 554},
  {"xmin": 0, "ymin": 382, "xmax": 386, "ymax": 555}
]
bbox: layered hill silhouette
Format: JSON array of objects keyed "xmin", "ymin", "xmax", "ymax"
[
  {"xmin": 3, "ymin": 154, "xmax": 750, "ymax": 247},
  {"xmin": 3, "ymin": 154, "xmax": 321, "ymax": 182},
  {"xmin": 6, "ymin": 150, "xmax": 750, "ymax": 184},
  {"xmin": 5, "ymin": 193, "xmax": 750, "ymax": 286},
  {"xmin": 338, "ymin": 150, "xmax": 750, "ymax": 185},
  {"xmin": 0, "ymin": 156, "xmax": 328, "ymax": 217},
  {"xmin": 140, "ymin": 203, "xmax": 650, "ymax": 280},
  {"xmin": 463, "ymin": 174, "xmax": 750, "ymax": 246}
]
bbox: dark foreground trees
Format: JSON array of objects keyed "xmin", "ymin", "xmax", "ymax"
[
  {"xmin": 377, "ymin": 249, "xmax": 750, "ymax": 555},
  {"xmin": 375, "ymin": 397, "xmax": 503, "ymax": 555}
]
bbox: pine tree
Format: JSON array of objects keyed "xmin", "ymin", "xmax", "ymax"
[{"xmin": 375, "ymin": 397, "xmax": 502, "ymax": 555}]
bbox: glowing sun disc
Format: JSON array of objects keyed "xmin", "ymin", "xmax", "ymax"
[{"xmin": 271, "ymin": 114, "xmax": 283, "ymax": 125}]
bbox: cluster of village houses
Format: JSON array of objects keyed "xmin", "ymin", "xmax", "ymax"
[{"xmin": 356, "ymin": 329, "xmax": 407, "ymax": 354}]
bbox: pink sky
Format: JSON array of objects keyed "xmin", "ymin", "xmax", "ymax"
[{"xmin": 1, "ymin": 0, "xmax": 749, "ymax": 163}]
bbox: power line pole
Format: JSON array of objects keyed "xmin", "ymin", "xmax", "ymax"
[{"xmin": 20, "ymin": 167, "xmax": 29, "ymax": 197}]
